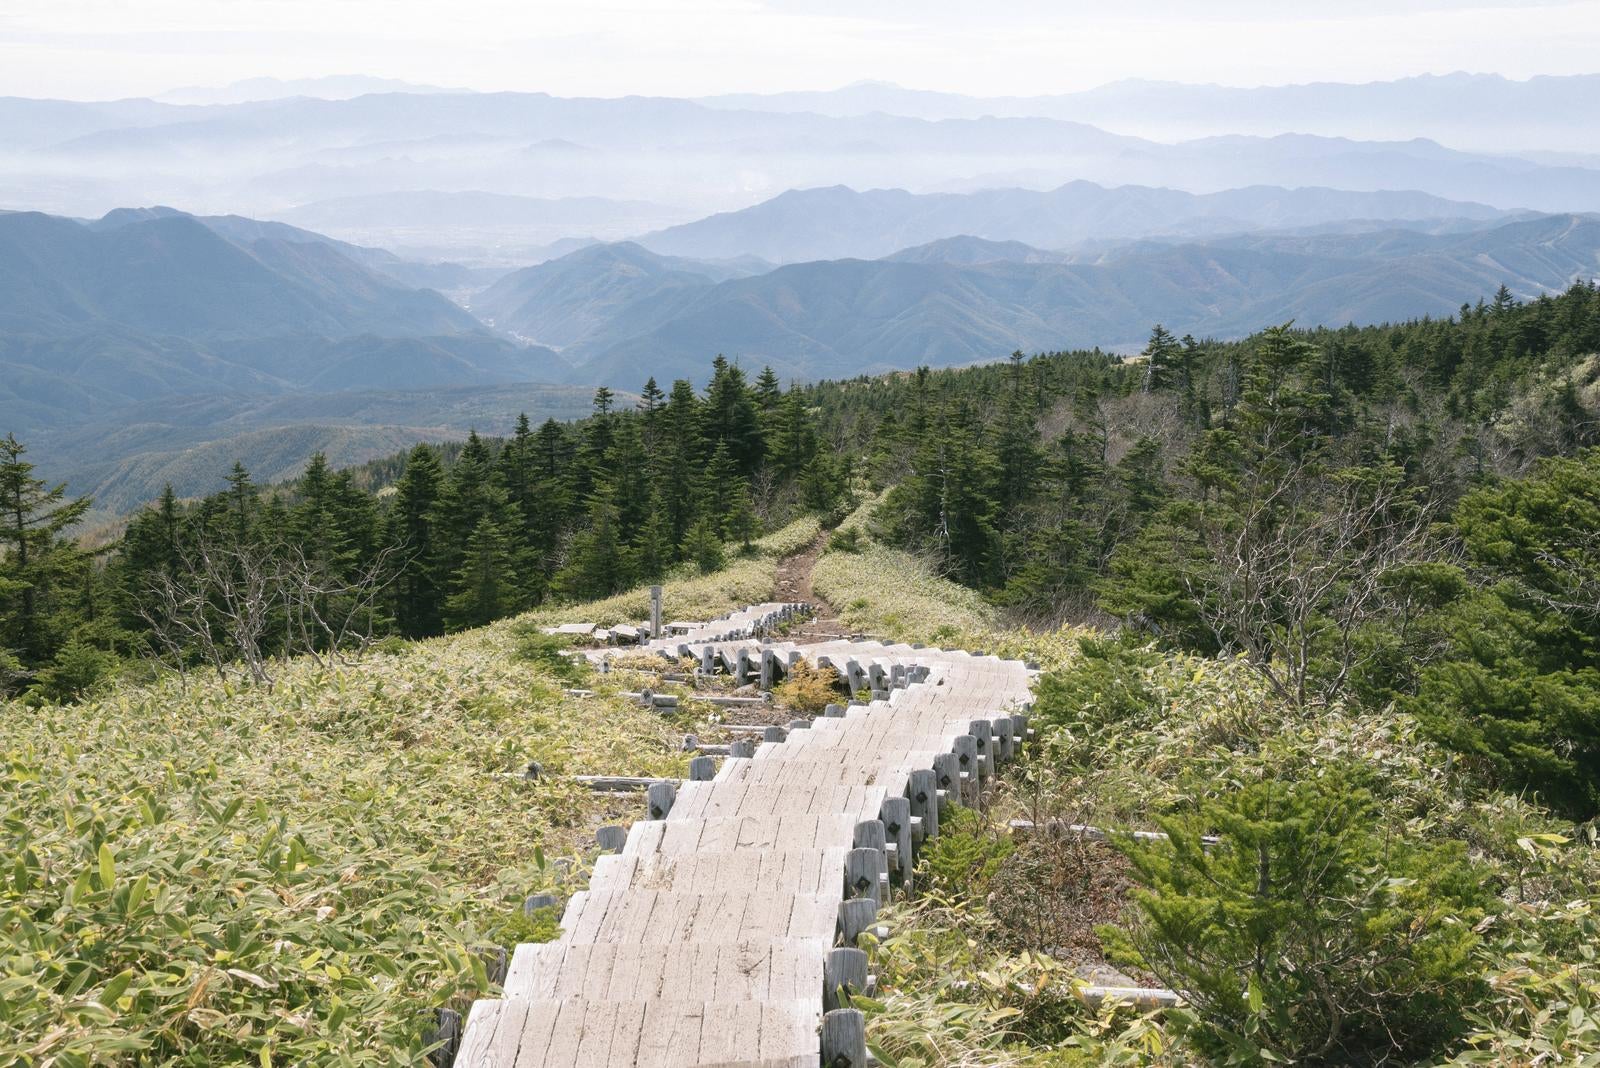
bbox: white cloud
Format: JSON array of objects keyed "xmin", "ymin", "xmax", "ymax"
[{"xmin": 1, "ymin": 0, "xmax": 1596, "ymax": 100}]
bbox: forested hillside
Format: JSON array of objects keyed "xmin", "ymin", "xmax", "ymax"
[{"xmin": 5, "ymin": 283, "xmax": 1600, "ymax": 1065}]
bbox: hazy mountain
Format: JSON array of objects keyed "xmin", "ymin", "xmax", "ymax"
[
  {"xmin": 0, "ymin": 209, "xmax": 478, "ymax": 339},
  {"xmin": 155, "ymin": 75, "xmax": 465, "ymax": 106},
  {"xmin": 548, "ymin": 214, "xmax": 1600, "ymax": 385},
  {"xmin": 0, "ymin": 209, "xmax": 565, "ymax": 433},
  {"xmin": 8, "ymin": 89, "xmax": 1600, "ymax": 239},
  {"xmin": 471, "ymin": 241, "xmax": 770, "ymax": 348},
  {"xmin": 700, "ymin": 73, "xmax": 1600, "ymax": 155},
  {"xmin": 637, "ymin": 182, "xmax": 1509, "ymax": 263},
  {"xmin": 28, "ymin": 382, "xmax": 602, "ymax": 516}
]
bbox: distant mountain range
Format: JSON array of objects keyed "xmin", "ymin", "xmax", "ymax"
[
  {"xmin": 0, "ymin": 208, "xmax": 562, "ymax": 435},
  {"xmin": 6, "ymin": 76, "xmax": 1600, "ymax": 257},
  {"xmin": 6, "ymin": 192, "xmax": 1599, "ymax": 517},
  {"xmin": 699, "ymin": 73, "xmax": 1600, "ymax": 156},
  {"xmin": 478, "ymin": 213, "xmax": 1600, "ymax": 385},
  {"xmin": 635, "ymin": 182, "xmax": 1510, "ymax": 264}
]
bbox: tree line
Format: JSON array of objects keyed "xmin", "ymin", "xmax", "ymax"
[{"xmin": 0, "ymin": 356, "xmax": 848, "ymax": 696}]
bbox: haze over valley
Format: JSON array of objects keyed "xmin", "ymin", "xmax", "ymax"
[{"xmin": 5, "ymin": 60, "xmax": 1600, "ymax": 512}]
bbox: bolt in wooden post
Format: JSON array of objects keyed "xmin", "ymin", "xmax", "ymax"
[
  {"xmin": 595, "ymin": 825, "xmax": 626, "ymax": 853},
  {"xmin": 908, "ymin": 768, "xmax": 938, "ymax": 840},
  {"xmin": 836, "ymin": 897, "xmax": 878, "ymax": 945},
  {"xmin": 824, "ymin": 947, "xmax": 869, "ymax": 1011},
  {"xmin": 844, "ymin": 847, "xmax": 882, "ymax": 904},
  {"xmin": 689, "ymin": 755, "xmax": 716, "ymax": 781},
  {"xmin": 820, "ymin": 1008, "xmax": 867, "ymax": 1068},
  {"xmin": 646, "ymin": 781, "xmax": 676, "ymax": 819},
  {"xmin": 880, "ymin": 796, "xmax": 913, "ymax": 891}
]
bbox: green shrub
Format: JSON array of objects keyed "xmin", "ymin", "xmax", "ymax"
[
  {"xmin": 917, "ymin": 806, "xmax": 1014, "ymax": 907},
  {"xmin": 29, "ymin": 639, "xmax": 118, "ymax": 703},
  {"xmin": 510, "ymin": 626, "xmax": 588, "ymax": 685},
  {"xmin": 1105, "ymin": 771, "xmax": 1491, "ymax": 1065},
  {"xmin": 1031, "ymin": 637, "xmax": 1165, "ymax": 738},
  {"xmin": 773, "ymin": 661, "xmax": 842, "ymax": 714},
  {"xmin": 827, "ymin": 525, "xmax": 863, "ymax": 554}
]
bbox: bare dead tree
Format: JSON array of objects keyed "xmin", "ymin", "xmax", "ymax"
[
  {"xmin": 1177, "ymin": 458, "xmax": 1438, "ymax": 705},
  {"xmin": 135, "ymin": 531, "xmax": 402, "ymax": 689}
]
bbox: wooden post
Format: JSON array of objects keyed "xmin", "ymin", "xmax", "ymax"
[
  {"xmin": 843, "ymin": 847, "xmax": 882, "ymax": 904},
  {"xmin": 688, "ymin": 756, "xmax": 716, "ymax": 781},
  {"xmin": 824, "ymin": 947, "xmax": 869, "ymax": 1011},
  {"xmin": 646, "ymin": 781, "xmax": 676, "ymax": 819},
  {"xmin": 824, "ymin": 703, "xmax": 846, "ymax": 718},
  {"xmin": 522, "ymin": 892, "xmax": 558, "ymax": 915},
  {"xmin": 649, "ymin": 584, "xmax": 662, "ymax": 639},
  {"xmin": 836, "ymin": 897, "xmax": 877, "ymax": 945},
  {"xmin": 951, "ymin": 736, "xmax": 979, "ymax": 805},
  {"xmin": 700, "ymin": 646, "xmax": 715, "ymax": 674},
  {"xmin": 907, "ymin": 768, "xmax": 938, "ymax": 841},
  {"xmin": 729, "ymin": 739, "xmax": 755, "ymax": 758},
  {"xmin": 880, "ymin": 796, "xmax": 913, "ymax": 891},
  {"xmin": 853, "ymin": 819, "xmax": 889, "ymax": 896},
  {"xmin": 820, "ymin": 1008, "xmax": 867, "ymax": 1068},
  {"xmin": 762, "ymin": 725, "xmax": 787, "ymax": 744},
  {"xmin": 595, "ymin": 825, "xmax": 626, "ymax": 853},
  {"xmin": 1012, "ymin": 711, "xmax": 1029, "ymax": 747},
  {"xmin": 788, "ymin": 719, "xmax": 810, "ymax": 731},
  {"xmin": 932, "ymin": 753, "xmax": 960, "ymax": 815},
  {"xmin": 968, "ymin": 720, "xmax": 994, "ymax": 786},
  {"xmin": 426, "ymin": 1006, "xmax": 462, "ymax": 1068},
  {"xmin": 991, "ymin": 716, "xmax": 1014, "ymax": 762}
]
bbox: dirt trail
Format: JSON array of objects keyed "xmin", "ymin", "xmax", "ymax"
[{"xmin": 774, "ymin": 532, "xmax": 854, "ymax": 641}]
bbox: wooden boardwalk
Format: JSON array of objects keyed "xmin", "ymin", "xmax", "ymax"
[{"xmin": 455, "ymin": 620, "xmax": 1036, "ymax": 1068}]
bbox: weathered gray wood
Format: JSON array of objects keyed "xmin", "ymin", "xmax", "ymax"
[
  {"xmin": 843, "ymin": 847, "xmax": 882, "ymax": 904},
  {"xmin": 932, "ymin": 753, "xmax": 961, "ymax": 815},
  {"xmin": 595, "ymin": 825, "xmax": 627, "ymax": 853},
  {"xmin": 990, "ymin": 716, "xmax": 1014, "ymax": 763},
  {"xmin": 688, "ymin": 756, "xmax": 717, "ymax": 781},
  {"xmin": 820, "ymin": 1008, "xmax": 867, "ymax": 1068},
  {"xmin": 573, "ymin": 775, "xmax": 666, "ymax": 792},
  {"xmin": 522, "ymin": 893, "xmax": 559, "ymax": 915},
  {"xmin": 907, "ymin": 768, "xmax": 938, "ymax": 841},
  {"xmin": 967, "ymin": 720, "xmax": 994, "ymax": 782},
  {"xmin": 788, "ymin": 719, "xmax": 810, "ymax": 731},
  {"xmin": 645, "ymin": 781, "xmax": 676, "ymax": 820},
  {"xmin": 824, "ymin": 947, "xmax": 869, "ymax": 1012},
  {"xmin": 836, "ymin": 897, "xmax": 877, "ymax": 946},
  {"xmin": 762, "ymin": 725, "xmax": 787, "ymax": 744},
  {"xmin": 951, "ymin": 736, "xmax": 980, "ymax": 804},
  {"xmin": 880, "ymin": 797, "xmax": 914, "ymax": 890},
  {"xmin": 729, "ymin": 739, "xmax": 755, "ymax": 759},
  {"xmin": 824, "ymin": 702, "xmax": 845, "ymax": 718},
  {"xmin": 426, "ymin": 1006, "xmax": 462, "ymax": 1068}
]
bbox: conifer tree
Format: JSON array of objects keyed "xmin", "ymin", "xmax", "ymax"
[
  {"xmin": 389, "ymin": 445, "xmax": 444, "ymax": 637},
  {"xmin": 444, "ymin": 515, "xmax": 519, "ymax": 630},
  {"xmin": 0, "ymin": 433, "xmax": 92, "ymax": 665}
]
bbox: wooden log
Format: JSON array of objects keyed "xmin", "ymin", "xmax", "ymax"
[
  {"xmin": 595, "ymin": 825, "xmax": 626, "ymax": 853},
  {"xmin": 880, "ymin": 796, "xmax": 914, "ymax": 891},
  {"xmin": 990, "ymin": 716, "xmax": 1014, "ymax": 763},
  {"xmin": 645, "ymin": 781, "xmax": 676, "ymax": 820},
  {"xmin": 425, "ymin": 1006, "xmax": 462, "ymax": 1068},
  {"xmin": 843, "ymin": 847, "xmax": 882, "ymax": 905},
  {"xmin": 951, "ymin": 736, "xmax": 980, "ymax": 805},
  {"xmin": 824, "ymin": 947, "xmax": 869, "ymax": 1012},
  {"xmin": 688, "ymin": 755, "xmax": 717, "ymax": 781},
  {"xmin": 853, "ymin": 819, "xmax": 890, "ymax": 893},
  {"xmin": 820, "ymin": 1008, "xmax": 867, "ymax": 1068},
  {"xmin": 522, "ymin": 892, "xmax": 558, "ymax": 915},
  {"xmin": 836, "ymin": 897, "xmax": 877, "ymax": 946},
  {"xmin": 907, "ymin": 768, "xmax": 938, "ymax": 841},
  {"xmin": 967, "ymin": 719, "xmax": 994, "ymax": 783},
  {"xmin": 572, "ymin": 775, "xmax": 666, "ymax": 792},
  {"xmin": 932, "ymin": 753, "xmax": 961, "ymax": 815}
]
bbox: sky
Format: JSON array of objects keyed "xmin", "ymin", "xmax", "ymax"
[{"xmin": 1, "ymin": 0, "xmax": 1598, "ymax": 100}]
